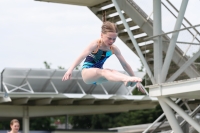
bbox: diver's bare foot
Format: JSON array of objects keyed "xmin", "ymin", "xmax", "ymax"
[
  {"xmin": 124, "ymin": 77, "xmax": 142, "ymax": 87},
  {"xmin": 131, "ymin": 77, "xmax": 142, "ymax": 82}
]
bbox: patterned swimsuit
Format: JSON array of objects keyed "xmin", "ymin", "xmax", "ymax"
[{"xmin": 82, "ymin": 49, "xmax": 113, "ymax": 69}]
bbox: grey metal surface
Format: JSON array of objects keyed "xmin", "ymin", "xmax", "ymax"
[
  {"xmin": 1, "ymin": 68, "xmax": 145, "ymax": 95},
  {"xmin": 148, "ymin": 77, "xmax": 200, "ymax": 99},
  {"xmin": 153, "ymin": 0, "xmax": 162, "ymax": 84},
  {"xmin": 158, "ymin": 97, "xmax": 184, "ymax": 133},
  {"xmin": 0, "ymin": 68, "xmax": 158, "ymax": 117},
  {"xmin": 0, "ymin": 68, "xmax": 157, "ymax": 110}
]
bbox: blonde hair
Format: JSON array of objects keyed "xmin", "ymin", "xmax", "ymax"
[
  {"xmin": 101, "ymin": 11, "xmax": 118, "ymax": 34},
  {"xmin": 10, "ymin": 119, "xmax": 20, "ymax": 126},
  {"xmin": 92, "ymin": 12, "xmax": 117, "ymax": 54}
]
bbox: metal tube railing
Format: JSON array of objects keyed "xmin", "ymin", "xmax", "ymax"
[{"xmin": 144, "ymin": 24, "xmax": 200, "ymax": 41}]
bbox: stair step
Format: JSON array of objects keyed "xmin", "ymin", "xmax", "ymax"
[
  {"xmin": 125, "ymin": 35, "xmax": 148, "ymax": 44},
  {"xmin": 118, "ymin": 28, "xmax": 144, "ymax": 37},
  {"xmin": 107, "ymin": 13, "xmax": 129, "ymax": 22},
  {"xmin": 91, "ymin": 0, "xmax": 112, "ymax": 8},
  {"xmin": 139, "ymin": 43, "xmax": 153, "ymax": 51},
  {"xmin": 117, "ymin": 21, "xmax": 137, "ymax": 31},
  {"xmin": 97, "ymin": 6, "xmax": 116, "ymax": 15},
  {"xmin": 124, "ymin": 41, "xmax": 152, "ymax": 52}
]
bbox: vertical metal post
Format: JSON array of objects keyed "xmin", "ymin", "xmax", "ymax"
[
  {"xmin": 1, "ymin": 69, "xmax": 5, "ymax": 92},
  {"xmin": 112, "ymin": 0, "xmax": 155, "ymax": 84},
  {"xmin": 153, "ymin": 0, "xmax": 162, "ymax": 84},
  {"xmin": 161, "ymin": 0, "xmax": 189, "ymax": 82},
  {"xmin": 23, "ymin": 106, "xmax": 29, "ymax": 133},
  {"xmin": 158, "ymin": 97, "xmax": 183, "ymax": 133}
]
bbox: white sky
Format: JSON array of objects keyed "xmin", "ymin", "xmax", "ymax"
[{"xmin": 0, "ymin": 0, "xmax": 200, "ymax": 72}]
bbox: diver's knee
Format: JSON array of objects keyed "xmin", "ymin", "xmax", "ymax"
[{"xmin": 99, "ymin": 69, "xmax": 112, "ymax": 77}]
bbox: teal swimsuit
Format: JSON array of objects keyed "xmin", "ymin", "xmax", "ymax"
[{"xmin": 82, "ymin": 49, "xmax": 113, "ymax": 69}]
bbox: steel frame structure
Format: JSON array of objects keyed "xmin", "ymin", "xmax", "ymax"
[
  {"xmin": 0, "ymin": 68, "xmax": 152, "ymax": 133},
  {"xmin": 1, "ymin": 68, "xmax": 148, "ymax": 96},
  {"xmin": 112, "ymin": 0, "xmax": 200, "ymax": 132}
]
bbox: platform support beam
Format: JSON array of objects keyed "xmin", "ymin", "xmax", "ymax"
[
  {"xmin": 158, "ymin": 97, "xmax": 183, "ymax": 133},
  {"xmin": 153, "ymin": 0, "xmax": 162, "ymax": 84},
  {"xmin": 162, "ymin": 97, "xmax": 200, "ymax": 132},
  {"xmin": 23, "ymin": 106, "xmax": 29, "ymax": 133}
]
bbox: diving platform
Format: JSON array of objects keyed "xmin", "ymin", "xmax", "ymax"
[
  {"xmin": 0, "ymin": 68, "xmax": 157, "ymax": 133},
  {"xmin": 0, "ymin": 68, "xmax": 157, "ymax": 118},
  {"xmin": 149, "ymin": 77, "xmax": 200, "ymax": 99}
]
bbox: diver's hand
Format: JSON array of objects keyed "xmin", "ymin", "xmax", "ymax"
[{"xmin": 62, "ymin": 71, "xmax": 72, "ymax": 81}]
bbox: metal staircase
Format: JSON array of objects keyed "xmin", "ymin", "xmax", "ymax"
[
  {"xmin": 87, "ymin": 0, "xmax": 200, "ymax": 84},
  {"xmin": 36, "ymin": 0, "xmax": 200, "ymax": 83}
]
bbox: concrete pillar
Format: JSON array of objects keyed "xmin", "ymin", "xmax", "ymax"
[{"xmin": 23, "ymin": 106, "xmax": 29, "ymax": 133}]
